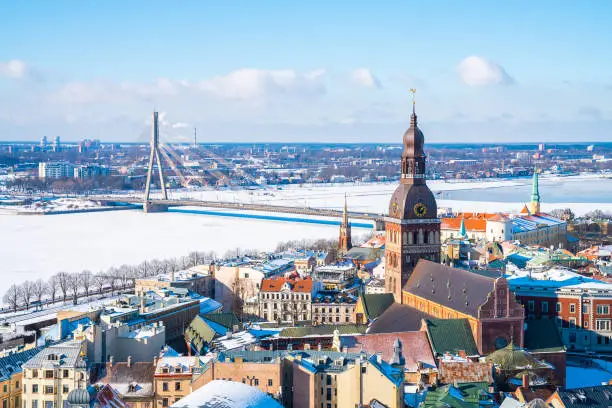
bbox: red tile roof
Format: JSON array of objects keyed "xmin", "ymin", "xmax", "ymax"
[
  {"xmin": 260, "ymin": 276, "xmax": 313, "ymax": 293},
  {"xmin": 441, "ymin": 218, "xmax": 487, "ymax": 232},
  {"xmin": 344, "ymin": 331, "xmax": 436, "ymax": 372}
]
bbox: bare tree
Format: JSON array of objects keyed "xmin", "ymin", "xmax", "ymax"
[
  {"xmin": 80, "ymin": 270, "xmax": 93, "ymax": 298},
  {"xmin": 47, "ymin": 276, "xmax": 58, "ymax": 304},
  {"xmin": 104, "ymin": 271, "xmax": 117, "ymax": 295},
  {"xmin": 3, "ymin": 285, "xmax": 20, "ymax": 313},
  {"xmin": 69, "ymin": 273, "xmax": 80, "ymax": 305},
  {"xmin": 20, "ymin": 281, "xmax": 34, "ymax": 310},
  {"xmin": 33, "ymin": 279, "xmax": 46, "ymax": 309},
  {"xmin": 56, "ymin": 272, "xmax": 70, "ymax": 302},
  {"xmin": 93, "ymin": 274, "xmax": 105, "ymax": 294}
]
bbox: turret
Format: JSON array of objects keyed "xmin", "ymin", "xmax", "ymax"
[{"xmin": 528, "ymin": 169, "xmax": 541, "ymax": 214}]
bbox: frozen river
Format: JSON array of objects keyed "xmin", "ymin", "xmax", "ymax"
[{"xmin": 2, "ymin": 175, "xmax": 612, "ymax": 288}]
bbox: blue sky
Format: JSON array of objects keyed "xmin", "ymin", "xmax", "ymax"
[{"xmin": 1, "ymin": 1, "xmax": 611, "ymax": 143}]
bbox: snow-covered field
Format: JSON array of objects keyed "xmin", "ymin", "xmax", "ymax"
[{"xmin": 2, "ymin": 175, "xmax": 611, "ymax": 289}]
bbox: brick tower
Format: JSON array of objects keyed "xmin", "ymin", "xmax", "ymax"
[
  {"xmin": 338, "ymin": 193, "xmax": 352, "ymax": 252},
  {"xmin": 385, "ymin": 92, "xmax": 441, "ymax": 301}
]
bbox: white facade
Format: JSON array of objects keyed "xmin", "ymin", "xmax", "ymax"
[{"xmin": 38, "ymin": 161, "xmax": 74, "ymax": 179}]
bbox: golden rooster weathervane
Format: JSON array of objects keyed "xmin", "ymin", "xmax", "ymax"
[{"xmin": 410, "ymin": 88, "xmax": 416, "ymax": 113}]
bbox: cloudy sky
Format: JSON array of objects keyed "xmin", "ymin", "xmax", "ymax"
[{"xmin": 1, "ymin": 0, "xmax": 611, "ymax": 143}]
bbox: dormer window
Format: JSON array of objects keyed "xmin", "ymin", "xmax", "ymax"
[
  {"xmin": 175, "ymin": 366, "xmax": 182, "ymax": 373},
  {"xmin": 128, "ymin": 383, "xmax": 138, "ymax": 393}
]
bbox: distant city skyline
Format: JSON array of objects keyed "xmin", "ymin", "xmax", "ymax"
[{"xmin": 1, "ymin": 0, "xmax": 611, "ymax": 143}]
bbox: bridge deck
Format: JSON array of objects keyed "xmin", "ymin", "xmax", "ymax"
[{"xmin": 93, "ymin": 196, "xmax": 384, "ymax": 221}]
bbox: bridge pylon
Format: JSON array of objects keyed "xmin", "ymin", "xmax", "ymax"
[{"xmin": 143, "ymin": 111, "xmax": 169, "ymax": 213}]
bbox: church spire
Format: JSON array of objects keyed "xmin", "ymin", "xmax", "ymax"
[
  {"xmin": 459, "ymin": 217, "xmax": 467, "ymax": 239},
  {"xmin": 528, "ymin": 168, "xmax": 541, "ymax": 214},
  {"xmin": 339, "ymin": 193, "xmax": 352, "ymax": 252}
]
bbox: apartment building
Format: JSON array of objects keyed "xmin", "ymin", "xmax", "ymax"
[
  {"xmin": 258, "ymin": 277, "xmax": 316, "ymax": 324},
  {"xmin": 0, "ymin": 348, "xmax": 43, "ymax": 408},
  {"xmin": 154, "ymin": 357, "xmax": 199, "ymax": 408},
  {"xmin": 22, "ymin": 341, "xmax": 89, "ymax": 408}
]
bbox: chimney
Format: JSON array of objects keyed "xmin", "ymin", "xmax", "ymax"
[
  {"xmin": 170, "ymin": 270, "xmax": 175, "ymax": 282},
  {"xmin": 269, "ymin": 344, "xmax": 274, "ymax": 351},
  {"xmin": 453, "ymin": 379, "xmax": 458, "ymax": 388},
  {"xmin": 342, "ymin": 346, "xmax": 348, "ymax": 353},
  {"xmin": 109, "ymin": 356, "xmax": 114, "ymax": 367},
  {"xmin": 304, "ymin": 343, "xmax": 311, "ymax": 350},
  {"xmin": 318, "ymin": 343, "xmax": 322, "ymax": 351},
  {"xmin": 376, "ymin": 352, "xmax": 382, "ymax": 364},
  {"xmin": 154, "ymin": 356, "xmax": 159, "ymax": 366},
  {"xmin": 287, "ymin": 343, "xmax": 293, "ymax": 351},
  {"xmin": 522, "ymin": 373, "xmax": 529, "ymax": 388},
  {"xmin": 233, "ymin": 324, "xmax": 239, "ymax": 333},
  {"xmin": 458, "ymin": 350, "xmax": 467, "ymax": 359},
  {"xmin": 127, "ymin": 356, "xmax": 132, "ymax": 368},
  {"xmin": 226, "ymin": 330, "xmax": 233, "ymax": 339}
]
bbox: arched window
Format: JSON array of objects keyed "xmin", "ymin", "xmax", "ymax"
[
  {"xmin": 408, "ymin": 231, "xmax": 414, "ymax": 245},
  {"xmin": 429, "ymin": 231, "xmax": 434, "ymax": 244},
  {"xmin": 418, "ymin": 229, "xmax": 424, "ymax": 245}
]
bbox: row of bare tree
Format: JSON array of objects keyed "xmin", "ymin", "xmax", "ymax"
[{"xmin": 2, "ymin": 250, "xmax": 217, "ymax": 313}]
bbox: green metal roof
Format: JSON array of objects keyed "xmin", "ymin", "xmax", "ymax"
[
  {"xmin": 524, "ymin": 318, "xmax": 565, "ymax": 353},
  {"xmin": 279, "ymin": 324, "xmax": 367, "ymax": 338},
  {"xmin": 426, "ymin": 318, "xmax": 479, "ymax": 356},
  {"xmin": 361, "ymin": 293, "xmax": 395, "ymax": 321},
  {"xmin": 422, "ymin": 382, "xmax": 493, "ymax": 408},
  {"xmin": 203, "ymin": 313, "xmax": 240, "ymax": 330},
  {"xmin": 486, "ymin": 342, "xmax": 551, "ymax": 371},
  {"xmin": 185, "ymin": 315, "xmax": 216, "ymax": 354}
]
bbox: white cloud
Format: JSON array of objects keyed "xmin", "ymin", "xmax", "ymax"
[
  {"xmin": 0, "ymin": 60, "xmax": 29, "ymax": 79},
  {"xmin": 199, "ymin": 68, "xmax": 326, "ymax": 99},
  {"xmin": 457, "ymin": 56, "xmax": 513, "ymax": 86},
  {"xmin": 349, "ymin": 68, "xmax": 382, "ymax": 88},
  {"xmin": 172, "ymin": 122, "xmax": 190, "ymax": 128}
]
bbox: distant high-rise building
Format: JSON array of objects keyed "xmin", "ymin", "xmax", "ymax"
[
  {"xmin": 74, "ymin": 164, "xmax": 110, "ymax": 179},
  {"xmin": 40, "ymin": 136, "xmax": 47, "ymax": 151},
  {"xmin": 538, "ymin": 143, "xmax": 545, "ymax": 151},
  {"xmin": 53, "ymin": 136, "xmax": 61, "ymax": 152},
  {"xmin": 38, "ymin": 161, "xmax": 74, "ymax": 179}
]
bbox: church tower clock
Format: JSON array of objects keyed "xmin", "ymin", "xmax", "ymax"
[{"xmin": 385, "ymin": 91, "xmax": 441, "ymax": 302}]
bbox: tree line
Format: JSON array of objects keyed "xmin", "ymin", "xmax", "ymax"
[{"xmin": 2, "ymin": 250, "xmax": 217, "ymax": 313}]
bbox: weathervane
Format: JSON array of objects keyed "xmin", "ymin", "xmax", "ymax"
[{"xmin": 410, "ymin": 88, "xmax": 416, "ymax": 114}]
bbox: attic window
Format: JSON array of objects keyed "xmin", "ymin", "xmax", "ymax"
[
  {"xmin": 47, "ymin": 354, "xmax": 58, "ymax": 361},
  {"xmin": 175, "ymin": 366, "xmax": 182, "ymax": 373},
  {"xmin": 128, "ymin": 383, "xmax": 138, "ymax": 392}
]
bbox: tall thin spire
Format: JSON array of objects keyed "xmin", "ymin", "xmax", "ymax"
[
  {"xmin": 343, "ymin": 193, "xmax": 349, "ymax": 226},
  {"xmin": 410, "ymin": 88, "xmax": 417, "ymax": 123},
  {"xmin": 531, "ymin": 169, "xmax": 540, "ymax": 203},
  {"xmin": 459, "ymin": 216, "xmax": 467, "ymax": 239},
  {"xmin": 528, "ymin": 168, "xmax": 541, "ymax": 214}
]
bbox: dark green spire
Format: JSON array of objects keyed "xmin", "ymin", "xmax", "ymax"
[{"xmin": 530, "ymin": 169, "xmax": 540, "ymax": 204}]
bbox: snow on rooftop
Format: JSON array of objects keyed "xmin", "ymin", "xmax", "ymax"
[
  {"xmin": 506, "ymin": 268, "xmax": 612, "ymax": 291},
  {"xmin": 169, "ymin": 380, "xmax": 282, "ymax": 408}
]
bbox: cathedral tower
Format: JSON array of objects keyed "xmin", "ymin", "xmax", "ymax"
[
  {"xmin": 338, "ymin": 194, "xmax": 352, "ymax": 252},
  {"xmin": 385, "ymin": 92, "xmax": 441, "ymax": 302}
]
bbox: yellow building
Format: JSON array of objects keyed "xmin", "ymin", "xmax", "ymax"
[
  {"xmin": 0, "ymin": 348, "xmax": 42, "ymax": 408},
  {"xmin": 154, "ymin": 356, "xmax": 200, "ymax": 407},
  {"xmin": 286, "ymin": 350, "xmax": 404, "ymax": 408},
  {"xmin": 21, "ymin": 341, "xmax": 89, "ymax": 408}
]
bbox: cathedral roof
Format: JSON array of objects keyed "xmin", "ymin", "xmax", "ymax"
[
  {"xmin": 441, "ymin": 218, "xmax": 487, "ymax": 232},
  {"xmin": 402, "ymin": 260, "xmax": 500, "ymax": 318}
]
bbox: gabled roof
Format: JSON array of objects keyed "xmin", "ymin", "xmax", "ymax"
[
  {"xmin": 185, "ymin": 315, "xmax": 217, "ymax": 353},
  {"xmin": 557, "ymin": 385, "xmax": 612, "ymax": 408},
  {"xmin": 368, "ymin": 303, "xmax": 431, "ymax": 334},
  {"xmin": 202, "ymin": 313, "xmax": 240, "ymax": 331},
  {"xmin": 441, "ymin": 218, "xmax": 487, "ymax": 232},
  {"xmin": 98, "ymin": 361, "xmax": 155, "ymax": 398},
  {"xmin": 261, "ymin": 276, "xmax": 313, "ymax": 293},
  {"xmin": 403, "ymin": 260, "xmax": 497, "ymax": 318},
  {"xmin": 425, "ymin": 319, "xmax": 479, "ymax": 356},
  {"xmin": 360, "ymin": 293, "xmax": 395, "ymax": 321},
  {"xmin": 343, "ymin": 331, "xmax": 436, "ymax": 372},
  {"xmin": 0, "ymin": 347, "xmax": 44, "ymax": 381},
  {"xmin": 438, "ymin": 360, "xmax": 493, "ymax": 384}
]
